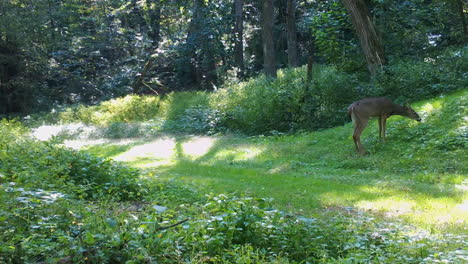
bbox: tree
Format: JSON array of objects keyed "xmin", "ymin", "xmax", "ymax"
[
  {"xmin": 287, "ymin": 0, "xmax": 298, "ymax": 67},
  {"xmin": 234, "ymin": 0, "xmax": 245, "ymax": 78},
  {"xmin": 146, "ymin": 0, "xmax": 162, "ymax": 48},
  {"xmin": 183, "ymin": 0, "xmax": 219, "ymax": 89},
  {"xmin": 341, "ymin": 0, "xmax": 386, "ymax": 75},
  {"xmin": 262, "ymin": 0, "xmax": 276, "ymax": 78},
  {"xmin": 454, "ymin": 0, "xmax": 467, "ymax": 43}
]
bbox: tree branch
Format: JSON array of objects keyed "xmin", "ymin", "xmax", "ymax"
[{"xmin": 157, "ymin": 218, "xmax": 189, "ymax": 231}]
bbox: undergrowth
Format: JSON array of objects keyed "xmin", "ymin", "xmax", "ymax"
[
  {"xmin": 26, "ymin": 46, "xmax": 467, "ymax": 136},
  {"xmin": 2, "ymin": 46, "xmax": 466, "ymax": 263},
  {"xmin": 0, "ymin": 118, "xmax": 466, "ymax": 263}
]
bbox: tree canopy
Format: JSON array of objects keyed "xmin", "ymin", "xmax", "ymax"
[{"xmin": 0, "ymin": 0, "xmax": 465, "ymax": 114}]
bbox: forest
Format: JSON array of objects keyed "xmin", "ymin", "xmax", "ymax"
[{"xmin": 0, "ymin": 0, "xmax": 467, "ymax": 263}]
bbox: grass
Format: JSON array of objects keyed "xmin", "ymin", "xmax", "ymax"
[{"xmin": 80, "ymin": 89, "xmax": 468, "ymax": 233}]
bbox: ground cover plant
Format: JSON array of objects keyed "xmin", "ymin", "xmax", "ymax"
[
  {"xmin": 2, "ymin": 0, "xmax": 466, "ymax": 262},
  {"xmin": 80, "ymin": 89, "xmax": 467, "ymax": 233},
  {"xmin": 1, "ymin": 88, "xmax": 467, "ymax": 262}
]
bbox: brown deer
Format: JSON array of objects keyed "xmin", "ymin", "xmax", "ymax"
[{"xmin": 348, "ymin": 97, "xmax": 421, "ymax": 154}]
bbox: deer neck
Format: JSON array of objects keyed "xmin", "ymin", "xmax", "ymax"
[{"xmin": 391, "ymin": 104, "xmax": 407, "ymax": 117}]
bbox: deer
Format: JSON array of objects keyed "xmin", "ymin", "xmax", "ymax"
[{"xmin": 348, "ymin": 97, "xmax": 421, "ymax": 155}]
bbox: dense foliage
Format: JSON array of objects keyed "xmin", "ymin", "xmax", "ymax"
[
  {"xmin": 30, "ymin": 45, "xmax": 466, "ymax": 135},
  {"xmin": 0, "ymin": 0, "xmax": 466, "ymax": 262},
  {"xmin": 1, "ymin": 0, "xmax": 466, "ymax": 114},
  {"xmin": 1, "ymin": 89, "xmax": 466, "ymax": 263},
  {"xmin": 0, "ymin": 120, "xmax": 143, "ymax": 201},
  {"xmin": 0, "ymin": 119, "xmax": 465, "ymax": 262}
]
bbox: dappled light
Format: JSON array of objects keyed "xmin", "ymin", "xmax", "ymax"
[
  {"xmin": 182, "ymin": 137, "xmax": 217, "ymax": 159},
  {"xmin": 92, "ymin": 136, "xmax": 220, "ymax": 165},
  {"xmin": 2, "ymin": 0, "xmax": 466, "ymax": 261},
  {"xmin": 32, "ymin": 123, "xmax": 97, "ymax": 141},
  {"xmin": 212, "ymin": 145, "xmax": 264, "ymax": 162},
  {"xmin": 420, "ymin": 101, "xmax": 442, "ymax": 114},
  {"xmin": 114, "ymin": 137, "xmax": 177, "ymax": 162},
  {"xmin": 64, "ymin": 139, "xmax": 108, "ymax": 149},
  {"xmin": 356, "ymin": 199, "xmax": 416, "ymax": 217},
  {"xmin": 31, "ymin": 125, "xmax": 65, "ymax": 141}
]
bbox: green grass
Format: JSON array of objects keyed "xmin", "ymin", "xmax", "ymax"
[{"xmin": 82, "ymin": 89, "xmax": 468, "ymax": 233}]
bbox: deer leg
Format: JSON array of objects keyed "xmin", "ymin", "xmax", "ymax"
[
  {"xmin": 382, "ymin": 116, "xmax": 387, "ymax": 142},
  {"xmin": 353, "ymin": 118, "xmax": 369, "ymax": 155},
  {"xmin": 378, "ymin": 116, "xmax": 383, "ymax": 140}
]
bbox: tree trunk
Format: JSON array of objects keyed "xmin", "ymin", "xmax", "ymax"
[
  {"xmin": 186, "ymin": 0, "xmax": 203, "ymax": 87},
  {"xmin": 186, "ymin": 0, "xmax": 217, "ymax": 90},
  {"xmin": 455, "ymin": 0, "xmax": 467, "ymax": 43},
  {"xmin": 129, "ymin": 0, "xmax": 147, "ymax": 32},
  {"xmin": 234, "ymin": 0, "xmax": 245, "ymax": 79},
  {"xmin": 262, "ymin": 0, "xmax": 276, "ymax": 78},
  {"xmin": 307, "ymin": 42, "xmax": 314, "ymax": 84},
  {"xmin": 341, "ymin": 0, "xmax": 386, "ymax": 75},
  {"xmin": 286, "ymin": 0, "xmax": 298, "ymax": 67},
  {"xmin": 147, "ymin": 0, "xmax": 161, "ymax": 48}
]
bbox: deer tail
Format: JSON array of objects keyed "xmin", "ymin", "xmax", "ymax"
[{"xmin": 348, "ymin": 105, "xmax": 355, "ymax": 122}]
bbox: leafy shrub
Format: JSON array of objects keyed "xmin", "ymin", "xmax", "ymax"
[
  {"xmin": 0, "ymin": 120, "xmax": 143, "ymax": 201},
  {"xmin": 213, "ymin": 66, "xmax": 360, "ymax": 133},
  {"xmin": 0, "ymin": 119, "xmax": 29, "ymax": 147},
  {"xmin": 31, "ymin": 95, "xmax": 161, "ymax": 125},
  {"xmin": 1, "ymin": 192, "xmax": 465, "ymax": 263},
  {"xmin": 158, "ymin": 91, "xmax": 211, "ymax": 122},
  {"xmin": 376, "ymin": 46, "xmax": 467, "ymax": 103},
  {"xmin": 27, "ymin": 46, "xmax": 467, "ymax": 136},
  {"xmin": 308, "ymin": 66, "xmax": 360, "ymax": 128},
  {"xmin": 171, "ymin": 105, "xmax": 227, "ymax": 134}
]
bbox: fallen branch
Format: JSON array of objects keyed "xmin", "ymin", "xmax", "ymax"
[
  {"xmin": 133, "ymin": 57, "xmax": 154, "ymax": 94},
  {"xmin": 157, "ymin": 218, "xmax": 189, "ymax": 231}
]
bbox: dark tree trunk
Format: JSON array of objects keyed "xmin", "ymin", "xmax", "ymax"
[
  {"xmin": 286, "ymin": 0, "xmax": 298, "ymax": 67},
  {"xmin": 234, "ymin": 0, "xmax": 245, "ymax": 79},
  {"xmin": 341, "ymin": 0, "xmax": 386, "ymax": 75},
  {"xmin": 47, "ymin": 0, "xmax": 56, "ymax": 43},
  {"xmin": 129, "ymin": 0, "xmax": 147, "ymax": 31},
  {"xmin": 186, "ymin": 0, "xmax": 203, "ymax": 87},
  {"xmin": 307, "ymin": 45, "xmax": 314, "ymax": 83},
  {"xmin": 455, "ymin": 0, "xmax": 467, "ymax": 43},
  {"xmin": 262, "ymin": 0, "xmax": 276, "ymax": 78},
  {"xmin": 186, "ymin": 0, "xmax": 217, "ymax": 90},
  {"xmin": 147, "ymin": 0, "xmax": 161, "ymax": 48}
]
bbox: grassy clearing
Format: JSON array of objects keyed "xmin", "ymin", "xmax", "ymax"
[
  {"xmin": 81, "ymin": 90, "xmax": 467, "ymax": 233},
  {"xmin": 3, "ymin": 91, "xmax": 465, "ymax": 263}
]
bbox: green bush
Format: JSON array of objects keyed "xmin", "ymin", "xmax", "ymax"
[
  {"xmin": 27, "ymin": 47, "xmax": 467, "ymax": 136},
  {"xmin": 212, "ymin": 66, "xmax": 360, "ymax": 134},
  {"xmin": 376, "ymin": 46, "xmax": 467, "ymax": 103},
  {"xmin": 0, "ymin": 120, "xmax": 143, "ymax": 201},
  {"xmin": 1, "ymin": 192, "xmax": 464, "ymax": 263},
  {"xmin": 31, "ymin": 95, "xmax": 161, "ymax": 125},
  {"xmin": 169, "ymin": 105, "xmax": 227, "ymax": 134}
]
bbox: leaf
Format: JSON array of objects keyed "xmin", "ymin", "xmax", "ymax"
[
  {"xmin": 84, "ymin": 233, "xmax": 95, "ymax": 245},
  {"xmin": 106, "ymin": 218, "xmax": 117, "ymax": 228},
  {"xmin": 153, "ymin": 205, "xmax": 167, "ymax": 213}
]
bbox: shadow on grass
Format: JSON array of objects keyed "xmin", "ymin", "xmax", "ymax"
[{"xmin": 77, "ymin": 91, "xmax": 467, "ymax": 230}]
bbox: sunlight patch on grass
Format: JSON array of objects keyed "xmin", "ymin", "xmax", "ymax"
[
  {"xmin": 32, "ymin": 123, "xmax": 99, "ymax": 141},
  {"xmin": 357, "ymin": 199, "xmax": 416, "ymax": 216},
  {"xmin": 102, "ymin": 136, "xmax": 219, "ymax": 165},
  {"xmin": 32, "ymin": 124, "xmax": 67, "ymax": 141},
  {"xmin": 64, "ymin": 139, "xmax": 108, "ymax": 149},
  {"xmin": 127, "ymin": 157, "xmax": 176, "ymax": 168},
  {"xmin": 65, "ymin": 138, "xmax": 140, "ymax": 150},
  {"xmin": 182, "ymin": 137, "xmax": 217, "ymax": 159},
  {"xmin": 212, "ymin": 145, "xmax": 264, "ymax": 162},
  {"xmin": 114, "ymin": 137, "xmax": 176, "ymax": 162},
  {"xmin": 353, "ymin": 191, "xmax": 467, "ymax": 229}
]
